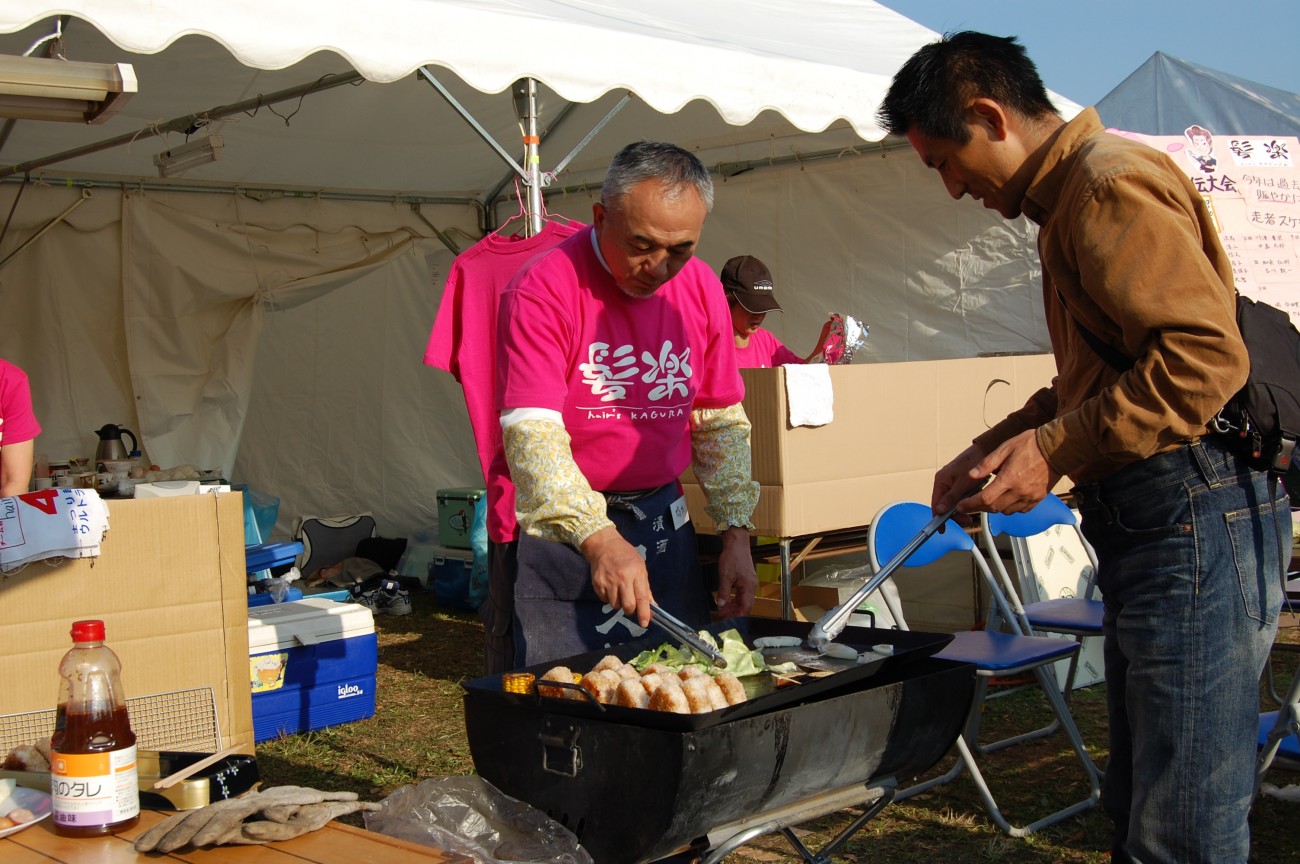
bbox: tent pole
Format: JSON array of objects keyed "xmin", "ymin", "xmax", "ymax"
[
  {"xmin": 0, "ymin": 186, "xmax": 89, "ymax": 270},
  {"xmin": 513, "ymin": 78, "xmax": 543, "ymax": 237},
  {"xmin": 418, "ymin": 66, "xmax": 527, "ymax": 183},
  {"xmin": 0, "ymin": 71, "xmax": 365, "ymax": 179}
]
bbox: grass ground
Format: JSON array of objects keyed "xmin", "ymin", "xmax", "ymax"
[{"xmin": 256, "ymin": 593, "xmax": 1300, "ymax": 863}]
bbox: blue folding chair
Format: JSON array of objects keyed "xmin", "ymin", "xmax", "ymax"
[
  {"xmin": 980, "ymin": 495, "xmax": 1105, "ymax": 708},
  {"xmin": 1263, "ymin": 574, "xmax": 1300, "ymax": 705},
  {"xmin": 1256, "ymin": 576, "xmax": 1300, "ymax": 795},
  {"xmin": 869, "ymin": 501, "xmax": 1101, "ymax": 837}
]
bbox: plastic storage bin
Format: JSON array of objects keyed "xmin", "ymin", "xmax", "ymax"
[
  {"xmin": 430, "ymin": 545, "xmax": 477, "ymax": 610},
  {"xmin": 436, "ymin": 487, "xmax": 484, "ymax": 549},
  {"xmin": 247, "ymin": 598, "xmax": 377, "ymax": 742}
]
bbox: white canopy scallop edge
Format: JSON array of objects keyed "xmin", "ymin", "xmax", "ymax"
[{"xmin": 0, "ymin": 0, "xmax": 952, "ymax": 140}]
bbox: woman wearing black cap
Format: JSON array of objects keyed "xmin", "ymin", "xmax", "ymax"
[{"xmin": 721, "ymin": 255, "xmax": 832, "ymax": 368}]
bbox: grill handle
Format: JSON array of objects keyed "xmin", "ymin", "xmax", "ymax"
[
  {"xmin": 539, "ymin": 722, "xmax": 583, "ymax": 778},
  {"xmin": 535, "ymin": 678, "xmax": 606, "ymax": 709}
]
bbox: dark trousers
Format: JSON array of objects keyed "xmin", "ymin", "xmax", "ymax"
[{"xmin": 479, "ymin": 540, "xmax": 518, "ymax": 677}]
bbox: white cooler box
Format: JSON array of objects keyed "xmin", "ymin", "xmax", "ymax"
[{"xmin": 247, "ymin": 598, "xmax": 377, "ymax": 742}]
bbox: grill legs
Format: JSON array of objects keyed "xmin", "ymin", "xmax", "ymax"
[{"xmin": 698, "ymin": 780, "xmax": 897, "ymax": 864}]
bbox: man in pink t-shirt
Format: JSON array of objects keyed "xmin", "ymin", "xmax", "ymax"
[
  {"xmin": 0, "ymin": 358, "xmax": 41, "ymax": 496},
  {"xmin": 722, "ymin": 255, "xmax": 832, "ymax": 368},
  {"xmin": 497, "ymin": 142, "xmax": 760, "ymax": 666}
]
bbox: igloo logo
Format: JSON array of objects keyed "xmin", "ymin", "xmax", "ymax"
[{"xmin": 337, "ymin": 683, "xmax": 365, "ymax": 699}]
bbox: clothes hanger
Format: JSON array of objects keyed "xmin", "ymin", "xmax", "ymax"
[
  {"xmin": 490, "ymin": 178, "xmax": 529, "ymax": 237},
  {"xmin": 492, "ymin": 175, "xmax": 577, "ymax": 238}
]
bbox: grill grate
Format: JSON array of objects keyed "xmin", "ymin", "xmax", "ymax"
[{"xmin": 0, "ymin": 687, "xmax": 220, "ymax": 755}]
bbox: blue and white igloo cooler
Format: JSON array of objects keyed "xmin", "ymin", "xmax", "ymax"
[{"xmin": 248, "ymin": 597, "xmax": 377, "ymax": 742}]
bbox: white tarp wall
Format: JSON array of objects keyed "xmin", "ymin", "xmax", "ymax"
[
  {"xmin": 241, "ymin": 150, "xmax": 1048, "ymax": 540},
  {"xmin": 7, "ymin": 155, "xmax": 1050, "ymax": 539},
  {"xmin": 0, "ymin": 146, "xmax": 1048, "ymax": 542}
]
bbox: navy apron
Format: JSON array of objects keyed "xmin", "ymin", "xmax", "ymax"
[{"xmin": 513, "ymin": 482, "xmax": 710, "ymax": 668}]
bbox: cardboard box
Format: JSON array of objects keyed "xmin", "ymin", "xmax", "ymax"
[
  {"xmin": 751, "ymin": 540, "xmax": 988, "ymax": 633},
  {"xmin": 248, "ymin": 598, "xmax": 377, "ymax": 743},
  {"xmin": 749, "ymin": 582, "xmax": 826, "ymax": 622},
  {"xmin": 0, "ymin": 495, "xmax": 252, "ymax": 753},
  {"xmin": 684, "ymin": 354, "xmax": 1058, "ymax": 537}
]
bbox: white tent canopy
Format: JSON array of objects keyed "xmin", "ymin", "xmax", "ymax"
[
  {"xmin": 0, "ymin": 0, "xmax": 957, "ymax": 197},
  {"xmin": 0, "ymin": 2, "xmax": 1075, "ymax": 540},
  {"xmin": 0, "ymin": 0, "xmax": 936, "ymax": 135}
]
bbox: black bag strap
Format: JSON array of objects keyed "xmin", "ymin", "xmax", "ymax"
[{"xmin": 1054, "ymin": 286, "xmax": 1134, "ymax": 372}]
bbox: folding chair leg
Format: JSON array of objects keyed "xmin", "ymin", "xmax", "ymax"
[
  {"xmin": 979, "ymin": 649, "xmax": 1071, "ymax": 753},
  {"xmin": 899, "ymin": 667, "xmax": 1101, "ymax": 837},
  {"xmin": 977, "ymin": 642, "xmax": 1106, "ymax": 780},
  {"xmin": 1263, "ymin": 654, "xmax": 1290, "ymax": 706},
  {"xmin": 1255, "ymin": 665, "xmax": 1300, "ymax": 796},
  {"xmin": 895, "ymin": 679, "xmax": 989, "ymax": 803}
]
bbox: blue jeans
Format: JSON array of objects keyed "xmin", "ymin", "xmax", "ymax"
[{"xmin": 1074, "ymin": 438, "xmax": 1287, "ymax": 864}]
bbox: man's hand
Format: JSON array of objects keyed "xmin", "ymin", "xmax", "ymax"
[
  {"xmin": 714, "ymin": 526, "xmax": 757, "ymax": 619},
  {"xmin": 939, "ymin": 430, "xmax": 1060, "ymax": 517},
  {"xmin": 932, "ymin": 444, "xmax": 987, "ymax": 515},
  {"xmin": 580, "ymin": 525, "xmax": 653, "ymax": 627}
]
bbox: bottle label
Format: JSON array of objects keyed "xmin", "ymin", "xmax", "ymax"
[{"xmin": 51, "ymin": 745, "xmax": 140, "ymax": 827}]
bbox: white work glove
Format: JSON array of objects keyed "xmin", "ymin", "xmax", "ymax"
[{"xmin": 133, "ymin": 785, "xmax": 379, "ymax": 852}]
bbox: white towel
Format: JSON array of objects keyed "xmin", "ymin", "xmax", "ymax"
[
  {"xmin": 1, "ymin": 488, "xmax": 110, "ymax": 572},
  {"xmin": 783, "ymin": 363, "xmax": 834, "ymax": 427}
]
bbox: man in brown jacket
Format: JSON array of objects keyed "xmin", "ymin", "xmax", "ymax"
[{"xmin": 879, "ymin": 31, "xmax": 1287, "ymax": 864}]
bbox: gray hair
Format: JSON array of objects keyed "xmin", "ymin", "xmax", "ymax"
[{"xmin": 601, "ymin": 141, "xmax": 714, "ymax": 212}]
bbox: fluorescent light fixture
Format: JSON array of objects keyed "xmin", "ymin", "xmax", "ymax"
[
  {"xmin": 153, "ymin": 135, "xmax": 224, "ymax": 177},
  {"xmin": 0, "ymin": 54, "xmax": 136, "ymax": 124}
]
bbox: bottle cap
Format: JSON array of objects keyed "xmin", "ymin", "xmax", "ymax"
[
  {"xmin": 71, "ymin": 620, "xmax": 106, "ymax": 643},
  {"xmin": 129, "ymin": 450, "xmax": 142, "ymax": 459}
]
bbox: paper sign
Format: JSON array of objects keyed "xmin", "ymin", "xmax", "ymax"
[{"xmin": 1111, "ymin": 126, "xmax": 1300, "ymax": 326}]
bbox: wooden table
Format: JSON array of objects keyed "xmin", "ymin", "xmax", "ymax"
[{"xmin": 1, "ymin": 808, "xmax": 471, "ymax": 864}]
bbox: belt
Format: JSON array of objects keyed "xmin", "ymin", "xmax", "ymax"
[{"xmin": 600, "ymin": 483, "xmax": 673, "ymax": 519}]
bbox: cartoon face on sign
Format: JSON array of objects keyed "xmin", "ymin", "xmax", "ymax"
[{"xmin": 1185, "ymin": 124, "xmax": 1217, "ymax": 174}]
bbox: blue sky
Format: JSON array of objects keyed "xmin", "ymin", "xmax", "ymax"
[{"xmin": 874, "ymin": 1, "xmax": 1296, "ymax": 107}]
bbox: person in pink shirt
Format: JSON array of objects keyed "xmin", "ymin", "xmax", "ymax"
[
  {"xmin": 0, "ymin": 358, "xmax": 41, "ymax": 496},
  {"xmin": 497, "ymin": 142, "xmax": 760, "ymax": 666},
  {"xmin": 722, "ymin": 255, "xmax": 832, "ymax": 368}
]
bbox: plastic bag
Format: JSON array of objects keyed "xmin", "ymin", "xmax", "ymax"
[
  {"xmin": 396, "ymin": 528, "xmax": 439, "ymax": 583},
  {"xmin": 234, "ymin": 484, "xmax": 281, "ymax": 544},
  {"xmin": 468, "ymin": 492, "xmax": 489, "ymax": 609},
  {"xmin": 802, "ymin": 560, "xmax": 902, "ymax": 630},
  {"xmin": 366, "ymin": 776, "xmax": 592, "ymax": 864},
  {"xmin": 821, "ymin": 313, "xmax": 869, "ymax": 365}
]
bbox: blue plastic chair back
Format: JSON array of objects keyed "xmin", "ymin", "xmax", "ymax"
[
  {"xmin": 872, "ymin": 501, "xmax": 973, "ymax": 568},
  {"xmin": 984, "ymin": 493, "xmax": 1077, "ymax": 540}
]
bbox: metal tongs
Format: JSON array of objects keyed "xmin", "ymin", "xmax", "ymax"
[
  {"xmin": 806, "ymin": 502, "xmax": 959, "ymax": 652},
  {"xmin": 649, "ymin": 602, "xmax": 728, "ymax": 668}
]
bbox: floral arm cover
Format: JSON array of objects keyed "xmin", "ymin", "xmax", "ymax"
[
  {"xmin": 503, "ymin": 418, "xmax": 613, "ymax": 547},
  {"xmin": 690, "ymin": 403, "xmax": 758, "ymax": 531}
]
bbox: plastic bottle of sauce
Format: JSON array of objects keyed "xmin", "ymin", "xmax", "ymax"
[{"xmin": 50, "ymin": 619, "xmax": 140, "ymax": 837}]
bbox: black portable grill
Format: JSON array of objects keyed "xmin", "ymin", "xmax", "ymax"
[{"xmin": 462, "ymin": 617, "xmax": 974, "ymax": 864}]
